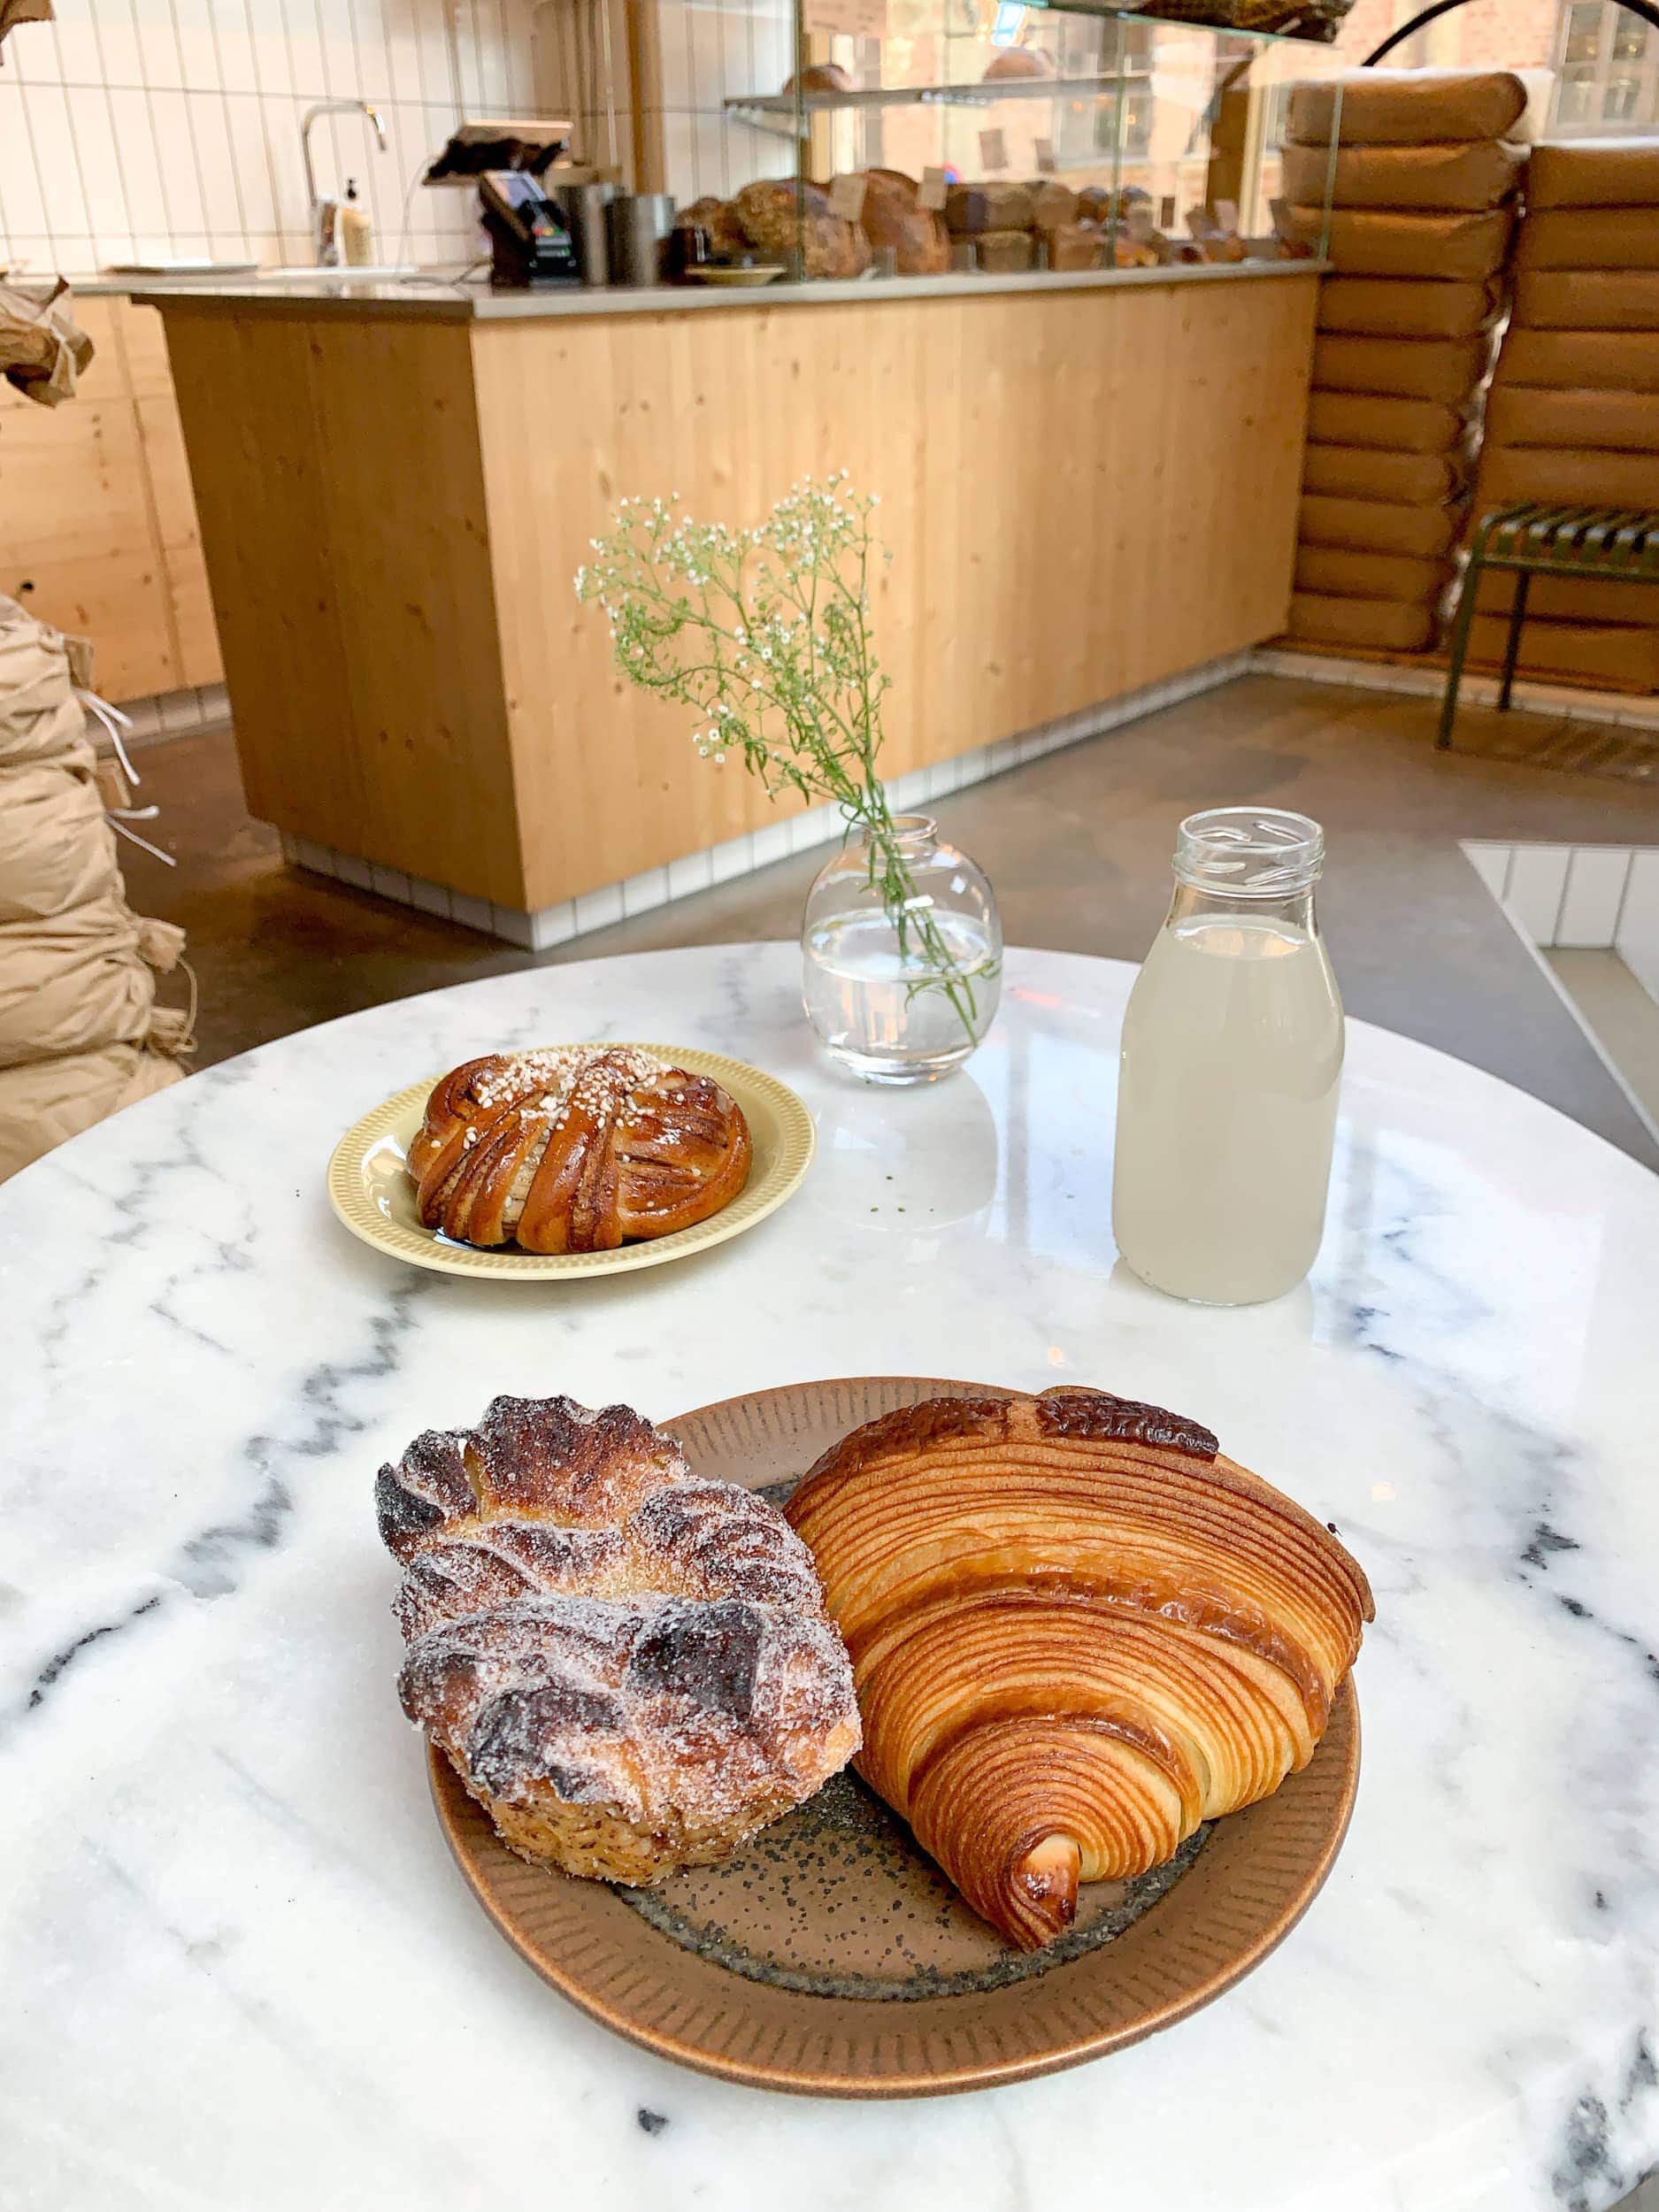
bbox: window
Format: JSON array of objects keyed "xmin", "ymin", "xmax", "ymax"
[
  {"xmin": 1051, "ymin": 19, "xmax": 1155, "ymax": 165},
  {"xmin": 1549, "ymin": 1, "xmax": 1659, "ymax": 133}
]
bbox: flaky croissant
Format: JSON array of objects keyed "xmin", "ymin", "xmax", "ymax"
[
  {"xmin": 784, "ymin": 1387, "xmax": 1373, "ymax": 1950},
  {"xmin": 406, "ymin": 1046, "xmax": 750, "ymax": 1253}
]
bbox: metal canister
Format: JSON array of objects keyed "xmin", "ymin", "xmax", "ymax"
[
  {"xmin": 551, "ymin": 181, "xmax": 616, "ymax": 288},
  {"xmin": 606, "ymin": 193, "xmax": 676, "ymax": 287}
]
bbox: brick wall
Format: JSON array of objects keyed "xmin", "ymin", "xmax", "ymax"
[{"xmin": 1330, "ymin": 0, "xmax": 1561, "ymax": 72}]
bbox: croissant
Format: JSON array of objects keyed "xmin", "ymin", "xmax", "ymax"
[
  {"xmin": 379, "ymin": 1394, "xmax": 861, "ymax": 1884},
  {"xmin": 784, "ymin": 1387, "xmax": 1373, "ymax": 1950},
  {"xmin": 406, "ymin": 1046, "xmax": 750, "ymax": 1252}
]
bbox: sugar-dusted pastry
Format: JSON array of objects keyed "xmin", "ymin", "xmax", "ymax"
[
  {"xmin": 379, "ymin": 1394, "xmax": 861, "ymax": 1884},
  {"xmin": 785, "ymin": 1386, "xmax": 1372, "ymax": 1949},
  {"xmin": 406, "ymin": 1046, "xmax": 750, "ymax": 1253}
]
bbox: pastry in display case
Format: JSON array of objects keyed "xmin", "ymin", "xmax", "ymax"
[{"xmin": 649, "ymin": 0, "xmax": 1346, "ymax": 286}]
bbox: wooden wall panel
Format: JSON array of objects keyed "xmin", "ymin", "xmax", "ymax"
[
  {"xmin": 0, "ymin": 296, "xmax": 224, "ymax": 699},
  {"xmin": 161, "ymin": 311, "xmax": 525, "ymax": 906},
  {"xmin": 0, "ymin": 299, "xmax": 180, "ymax": 699},
  {"xmin": 470, "ymin": 298, "xmax": 933, "ymax": 906},
  {"xmin": 472, "ymin": 276, "xmax": 1318, "ymax": 910},
  {"xmin": 119, "ymin": 302, "xmax": 225, "ymax": 687}
]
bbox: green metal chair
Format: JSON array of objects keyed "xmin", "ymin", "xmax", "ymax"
[{"xmin": 1438, "ymin": 502, "xmax": 1659, "ymax": 749}]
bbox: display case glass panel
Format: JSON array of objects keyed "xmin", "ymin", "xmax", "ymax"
[{"xmin": 655, "ymin": 1, "xmax": 1345, "ymax": 284}]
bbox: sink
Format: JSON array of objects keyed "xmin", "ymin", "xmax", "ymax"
[{"xmin": 257, "ymin": 265, "xmax": 420, "ymax": 283}]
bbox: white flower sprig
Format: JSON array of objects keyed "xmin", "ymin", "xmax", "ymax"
[{"xmin": 575, "ymin": 475, "xmax": 989, "ymax": 1040}]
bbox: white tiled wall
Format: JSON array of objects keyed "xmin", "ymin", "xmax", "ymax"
[
  {"xmin": 649, "ymin": 0, "xmax": 793, "ymax": 203},
  {"xmin": 0, "ymin": 0, "xmax": 787, "ymax": 278},
  {"xmin": 0, "ymin": 0, "xmax": 541, "ymax": 278},
  {"xmin": 1252, "ymin": 646, "xmax": 1659, "ymax": 733},
  {"xmin": 1462, "ymin": 841, "xmax": 1659, "ymax": 1004}
]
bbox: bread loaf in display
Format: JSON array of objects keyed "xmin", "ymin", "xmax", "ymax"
[
  {"xmin": 1045, "ymin": 222, "xmax": 1104, "ymax": 273},
  {"xmin": 972, "ymin": 227, "xmax": 1037, "ymax": 274},
  {"xmin": 1026, "ymin": 180, "xmax": 1079, "ymax": 232},
  {"xmin": 982, "ymin": 45, "xmax": 1053, "ymax": 79},
  {"xmin": 783, "ymin": 62, "xmax": 853, "ymax": 95},
  {"xmin": 674, "ymin": 195, "xmax": 749, "ymax": 257},
  {"xmin": 945, "ymin": 182, "xmax": 1035, "ymax": 234},
  {"xmin": 855, "ymin": 169, "xmax": 950, "ymax": 275},
  {"xmin": 733, "ymin": 180, "xmax": 871, "ymax": 279}
]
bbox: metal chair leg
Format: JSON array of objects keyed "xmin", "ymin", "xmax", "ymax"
[
  {"xmin": 1496, "ymin": 570, "xmax": 1530, "ymax": 713},
  {"xmin": 1438, "ymin": 541, "xmax": 1488, "ymax": 750}
]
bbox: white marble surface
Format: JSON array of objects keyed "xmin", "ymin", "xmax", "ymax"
[{"xmin": 3, "ymin": 943, "xmax": 1656, "ymax": 2212}]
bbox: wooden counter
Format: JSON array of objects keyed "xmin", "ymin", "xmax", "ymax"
[{"xmin": 150, "ymin": 265, "xmax": 1320, "ymax": 926}]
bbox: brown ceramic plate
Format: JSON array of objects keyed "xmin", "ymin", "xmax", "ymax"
[{"xmin": 427, "ymin": 1374, "xmax": 1362, "ymax": 2097}]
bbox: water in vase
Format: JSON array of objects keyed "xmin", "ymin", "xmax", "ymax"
[{"xmin": 803, "ymin": 909, "xmax": 1001, "ymax": 1084}]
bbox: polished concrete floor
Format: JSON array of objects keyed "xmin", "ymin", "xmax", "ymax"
[{"xmin": 120, "ymin": 672, "xmax": 1659, "ymax": 1164}]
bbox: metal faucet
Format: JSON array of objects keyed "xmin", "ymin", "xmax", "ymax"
[{"xmin": 301, "ymin": 100, "xmax": 388, "ymax": 264}]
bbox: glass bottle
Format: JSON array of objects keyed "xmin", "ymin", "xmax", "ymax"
[
  {"xmin": 801, "ymin": 815, "xmax": 1002, "ymax": 1085},
  {"xmin": 1112, "ymin": 808, "xmax": 1343, "ymax": 1305}
]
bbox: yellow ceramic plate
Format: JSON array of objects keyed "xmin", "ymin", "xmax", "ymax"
[{"xmin": 326, "ymin": 1043, "xmax": 816, "ymax": 1280}]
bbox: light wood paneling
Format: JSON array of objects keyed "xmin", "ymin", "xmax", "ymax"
[
  {"xmin": 155, "ymin": 275, "xmax": 1318, "ymax": 911},
  {"xmin": 111, "ymin": 300, "xmax": 175, "ymax": 400},
  {"xmin": 162, "ymin": 311, "xmax": 526, "ymax": 906},
  {"xmin": 0, "ymin": 296, "xmax": 223, "ymax": 700},
  {"xmin": 0, "ymin": 302, "xmax": 180, "ymax": 700},
  {"xmin": 472, "ymin": 277, "xmax": 1317, "ymax": 909},
  {"xmin": 119, "ymin": 301, "xmax": 223, "ymax": 690}
]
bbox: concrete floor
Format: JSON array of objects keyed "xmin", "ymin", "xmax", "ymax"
[{"xmin": 120, "ymin": 671, "xmax": 1659, "ymax": 1167}]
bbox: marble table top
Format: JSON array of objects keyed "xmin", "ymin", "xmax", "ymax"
[{"xmin": 4, "ymin": 943, "xmax": 1656, "ymax": 2212}]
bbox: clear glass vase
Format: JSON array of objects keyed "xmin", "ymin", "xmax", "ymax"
[{"xmin": 801, "ymin": 814, "xmax": 1002, "ymax": 1085}]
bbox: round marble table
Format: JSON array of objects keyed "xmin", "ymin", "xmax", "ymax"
[{"xmin": 4, "ymin": 944, "xmax": 1656, "ymax": 2212}]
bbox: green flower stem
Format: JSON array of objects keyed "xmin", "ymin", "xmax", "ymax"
[{"xmin": 574, "ymin": 479, "xmax": 994, "ymax": 1045}]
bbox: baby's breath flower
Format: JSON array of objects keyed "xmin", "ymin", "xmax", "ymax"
[{"xmin": 572, "ymin": 478, "xmax": 981, "ymax": 1042}]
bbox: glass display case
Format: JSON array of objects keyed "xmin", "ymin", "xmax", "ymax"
[{"xmin": 656, "ymin": 1, "xmax": 1347, "ymax": 285}]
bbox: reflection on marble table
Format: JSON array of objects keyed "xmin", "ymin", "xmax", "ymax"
[{"xmin": 2, "ymin": 944, "xmax": 1655, "ymax": 2212}]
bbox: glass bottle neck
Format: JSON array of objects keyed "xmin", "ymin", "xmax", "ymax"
[{"xmin": 1165, "ymin": 880, "xmax": 1319, "ymax": 933}]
